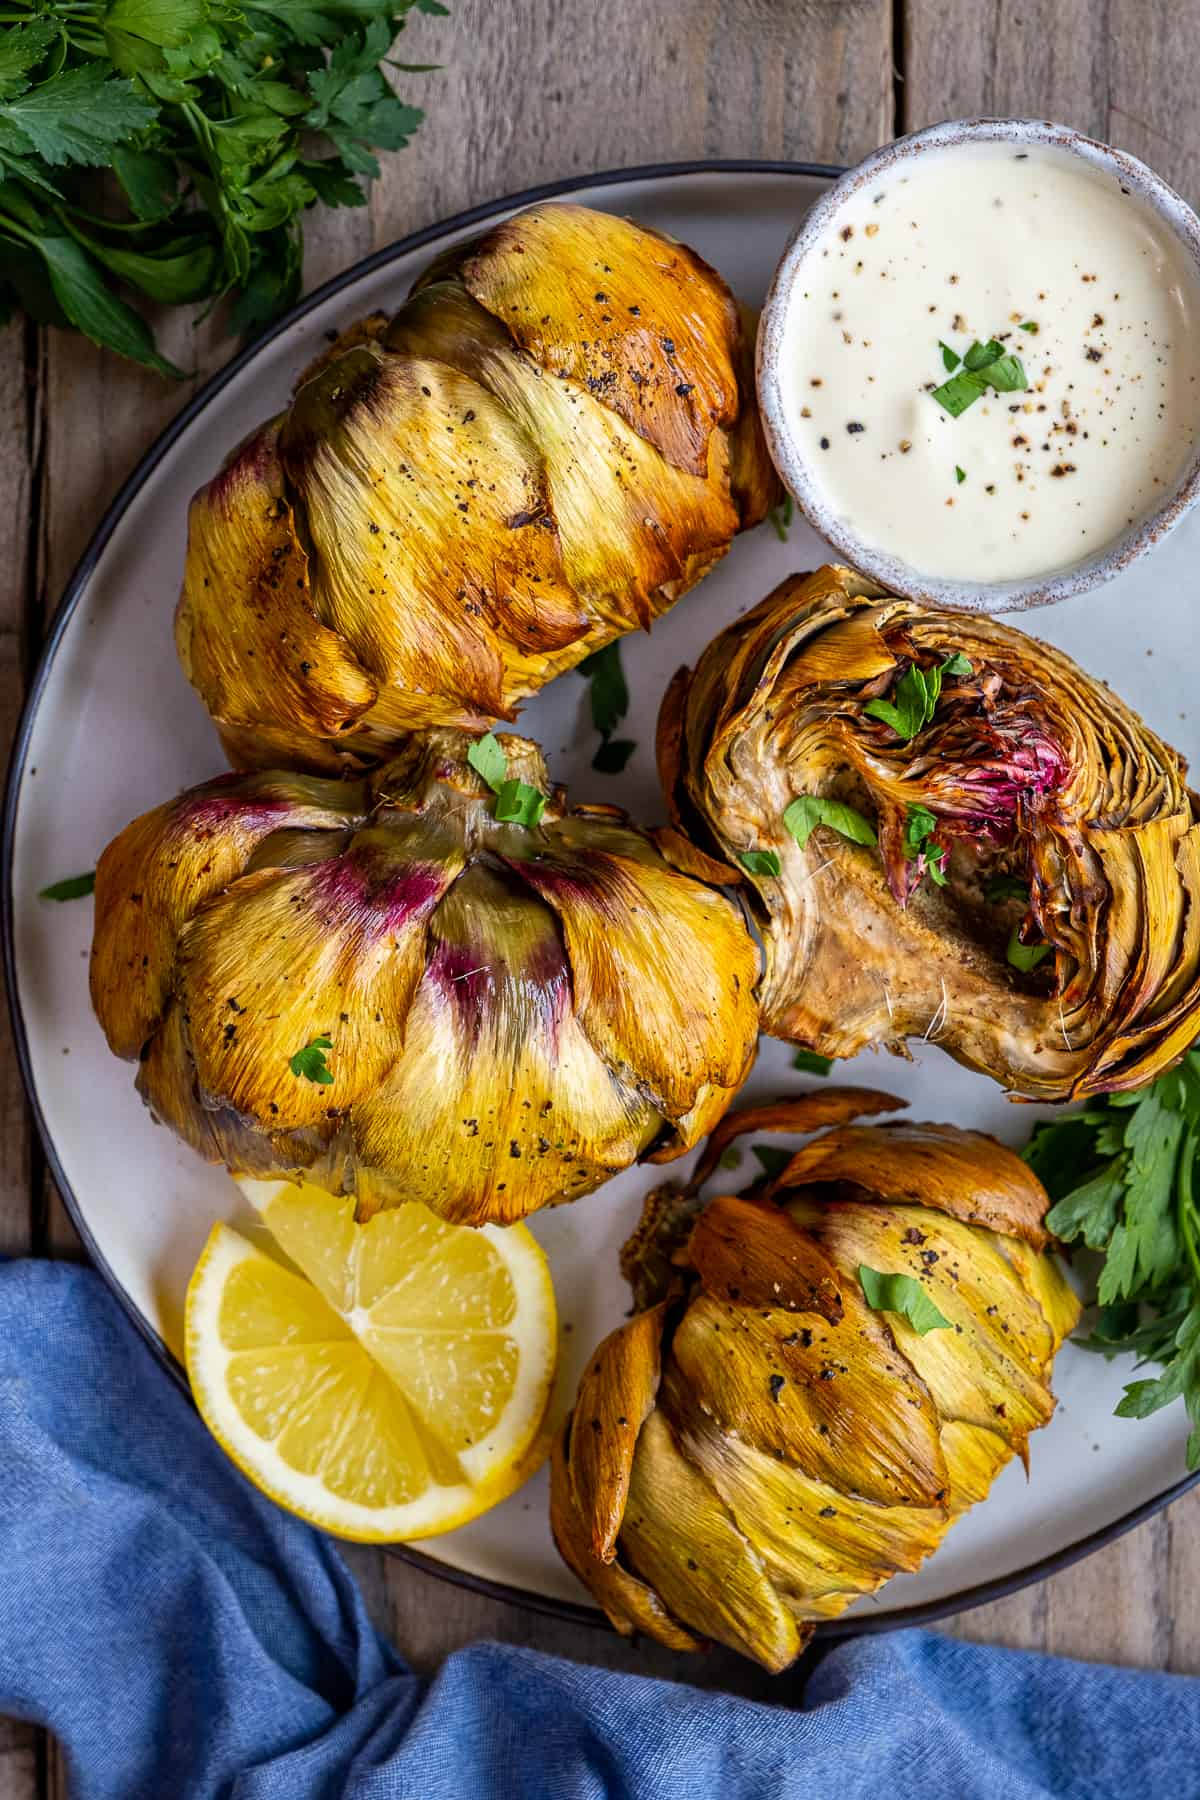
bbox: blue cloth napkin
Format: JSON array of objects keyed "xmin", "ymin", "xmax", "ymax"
[{"xmin": 0, "ymin": 1258, "xmax": 1195, "ymax": 1800}]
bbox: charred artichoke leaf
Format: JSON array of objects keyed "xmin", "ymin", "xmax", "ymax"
[
  {"xmin": 349, "ymin": 859, "xmax": 659, "ymax": 1225},
  {"xmin": 777, "ymin": 1121, "xmax": 1050, "ymax": 1248},
  {"xmin": 452, "ymin": 203, "xmax": 741, "ymax": 478},
  {"xmin": 667, "ymin": 1382, "xmax": 949, "ymax": 1615},
  {"xmin": 177, "ymin": 824, "xmax": 461, "ymax": 1131},
  {"xmin": 281, "ymin": 347, "xmax": 588, "ymax": 724},
  {"xmin": 386, "ymin": 282, "xmax": 739, "ymax": 636},
  {"xmin": 621, "ymin": 1410, "xmax": 805, "ymax": 1669},
  {"xmin": 175, "ymin": 422, "xmax": 379, "ymax": 743},
  {"xmin": 687, "ymin": 1089, "xmax": 906, "ymax": 1191},
  {"xmin": 567, "ymin": 1303, "xmax": 669, "ymax": 1563},
  {"xmin": 504, "ymin": 832, "xmax": 758, "ymax": 1127},
  {"xmin": 687, "ymin": 1191, "xmax": 844, "ymax": 1323},
  {"xmin": 90, "ymin": 771, "xmax": 366, "ymax": 1060},
  {"xmin": 670, "ymin": 1285, "xmax": 948, "ymax": 1508},
  {"xmin": 549, "ymin": 1423, "xmax": 704, "ymax": 1650},
  {"xmin": 787, "ymin": 1196, "xmax": 1076, "ymax": 1455}
]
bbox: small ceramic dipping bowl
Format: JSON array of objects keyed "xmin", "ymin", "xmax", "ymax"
[{"xmin": 757, "ymin": 117, "xmax": 1200, "ymax": 613}]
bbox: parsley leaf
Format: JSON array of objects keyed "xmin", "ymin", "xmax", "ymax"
[
  {"xmin": 767, "ymin": 493, "xmax": 794, "ymax": 541},
  {"xmin": 783, "ymin": 794, "xmax": 877, "ymax": 851},
  {"xmin": 577, "ymin": 640, "xmax": 635, "ymax": 773},
  {"xmin": 858, "ymin": 1266, "xmax": 951, "ymax": 1334},
  {"xmin": 938, "ymin": 340, "xmax": 960, "ymax": 371},
  {"xmin": 1020, "ymin": 320, "xmax": 1039, "ymax": 334},
  {"xmin": 493, "ymin": 778, "xmax": 547, "ymax": 828},
  {"xmin": 739, "ymin": 849, "xmax": 781, "ymax": 878},
  {"xmin": 289, "ymin": 1034, "xmax": 333, "ymax": 1085},
  {"xmin": 955, "ymin": 465, "xmax": 966, "ymax": 485},
  {"xmin": 39, "ymin": 871, "xmax": 95, "ymax": 901},
  {"xmin": 752, "ymin": 1144, "xmax": 793, "ymax": 1179},
  {"xmin": 932, "ymin": 339, "xmax": 1029, "ymax": 417},
  {"xmin": 467, "ymin": 733, "xmax": 547, "ymax": 827},
  {"xmin": 717, "ymin": 1146, "xmax": 742, "ymax": 1170},
  {"xmin": 0, "ymin": 0, "xmax": 439, "ymax": 366},
  {"xmin": 865, "ymin": 653, "xmax": 972, "ymax": 741},
  {"xmin": 467, "ymin": 731, "xmax": 508, "ymax": 792},
  {"xmin": 1029, "ymin": 1052, "xmax": 1200, "ymax": 1470},
  {"xmin": 1006, "ymin": 925, "xmax": 1053, "ymax": 973},
  {"xmin": 792, "ymin": 1049, "xmax": 833, "ymax": 1076}
]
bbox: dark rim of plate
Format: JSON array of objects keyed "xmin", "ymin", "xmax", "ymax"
[{"xmin": 3, "ymin": 157, "xmax": 1196, "ymax": 1649}]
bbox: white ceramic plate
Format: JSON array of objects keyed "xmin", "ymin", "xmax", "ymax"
[{"xmin": 6, "ymin": 163, "xmax": 1197, "ymax": 1635}]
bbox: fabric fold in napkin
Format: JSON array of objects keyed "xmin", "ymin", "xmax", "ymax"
[{"xmin": 0, "ymin": 1259, "xmax": 1195, "ymax": 1799}]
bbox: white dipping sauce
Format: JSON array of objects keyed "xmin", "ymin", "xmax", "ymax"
[{"xmin": 783, "ymin": 142, "xmax": 1200, "ymax": 581}]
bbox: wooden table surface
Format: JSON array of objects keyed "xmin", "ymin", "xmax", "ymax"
[{"xmin": 3, "ymin": 0, "xmax": 1200, "ymax": 1788}]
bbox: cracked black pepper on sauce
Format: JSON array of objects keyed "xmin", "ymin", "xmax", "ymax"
[{"xmin": 784, "ymin": 140, "xmax": 1200, "ymax": 580}]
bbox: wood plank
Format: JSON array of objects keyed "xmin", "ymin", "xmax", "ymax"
[
  {"xmin": 903, "ymin": 2, "xmax": 1108, "ymax": 137},
  {"xmin": 374, "ymin": 0, "xmax": 894, "ymax": 243}
]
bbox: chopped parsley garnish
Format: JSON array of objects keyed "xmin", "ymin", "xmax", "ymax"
[
  {"xmin": 39, "ymin": 871, "xmax": 95, "ymax": 901},
  {"xmin": 1028, "ymin": 1050, "xmax": 1200, "ymax": 1470},
  {"xmin": 939, "ymin": 341, "xmax": 961, "ymax": 372},
  {"xmin": 955, "ymin": 465, "xmax": 966, "ymax": 485},
  {"xmin": 718, "ymin": 1146, "xmax": 742, "ymax": 1170},
  {"xmin": 902, "ymin": 804, "xmax": 948, "ymax": 886},
  {"xmin": 752, "ymin": 1144, "xmax": 793, "ymax": 1179},
  {"xmin": 289, "ymin": 1035, "xmax": 333, "ymax": 1085},
  {"xmin": 864, "ymin": 652, "xmax": 973, "ymax": 741},
  {"xmin": 932, "ymin": 338, "xmax": 1029, "ymax": 417},
  {"xmin": 1006, "ymin": 925, "xmax": 1052, "ymax": 971},
  {"xmin": 578, "ymin": 641, "xmax": 636, "ymax": 774},
  {"xmin": 783, "ymin": 795, "xmax": 877, "ymax": 851},
  {"xmin": 792, "ymin": 1049, "xmax": 834, "ymax": 1076},
  {"xmin": 739, "ymin": 849, "xmax": 782, "ymax": 878},
  {"xmin": 858, "ymin": 1266, "xmax": 951, "ymax": 1334},
  {"xmin": 468, "ymin": 732, "xmax": 547, "ymax": 827},
  {"xmin": 1020, "ymin": 320, "xmax": 1039, "ymax": 334},
  {"xmin": 768, "ymin": 493, "xmax": 794, "ymax": 542}
]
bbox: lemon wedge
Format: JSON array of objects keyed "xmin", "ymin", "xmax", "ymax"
[{"xmin": 185, "ymin": 1177, "xmax": 557, "ymax": 1542}]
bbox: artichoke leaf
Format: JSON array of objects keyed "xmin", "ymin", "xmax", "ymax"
[
  {"xmin": 90, "ymin": 771, "xmax": 366, "ymax": 1061},
  {"xmin": 549, "ymin": 1423, "xmax": 704, "ymax": 1650},
  {"xmin": 568, "ymin": 1302, "xmax": 669, "ymax": 1563},
  {"xmin": 176, "ymin": 422, "xmax": 380, "ymax": 746},
  {"xmin": 777, "ymin": 1121, "xmax": 1051, "ymax": 1248},
  {"xmin": 670, "ymin": 1289, "xmax": 948, "ymax": 1508},
  {"xmin": 687, "ymin": 1089, "xmax": 906, "ymax": 1192},
  {"xmin": 621, "ymin": 1410, "xmax": 805, "ymax": 1669},
  {"xmin": 686, "ymin": 1192, "xmax": 844, "ymax": 1323},
  {"xmin": 504, "ymin": 842, "xmax": 759, "ymax": 1122},
  {"xmin": 454, "ymin": 203, "xmax": 741, "ymax": 477},
  {"xmin": 350, "ymin": 861, "xmax": 658, "ymax": 1226}
]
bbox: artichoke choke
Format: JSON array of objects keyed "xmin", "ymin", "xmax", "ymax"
[
  {"xmin": 551, "ymin": 1090, "xmax": 1079, "ymax": 1669},
  {"xmin": 658, "ymin": 564, "xmax": 1200, "ymax": 1100},
  {"xmin": 177, "ymin": 203, "xmax": 777, "ymax": 774},
  {"xmin": 89, "ymin": 730, "xmax": 759, "ymax": 1225}
]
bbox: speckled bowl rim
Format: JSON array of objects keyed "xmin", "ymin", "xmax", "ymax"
[{"xmin": 756, "ymin": 117, "xmax": 1200, "ymax": 613}]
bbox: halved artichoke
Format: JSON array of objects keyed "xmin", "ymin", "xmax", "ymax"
[
  {"xmin": 89, "ymin": 730, "xmax": 759, "ymax": 1225},
  {"xmin": 550, "ymin": 1090, "xmax": 1079, "ymax": 1669},
  {"xmin": 658, "ymin": 564, "xmax": 1200, "ymax": 1100},
  {"xmin": 177, "ymin": 203, "xmax": 777, "ymax": 774}
]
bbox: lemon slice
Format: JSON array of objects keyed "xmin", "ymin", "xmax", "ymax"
[{"xmin": 185, "ymin": 1177, "xmax": 557, "ymax": 1542}]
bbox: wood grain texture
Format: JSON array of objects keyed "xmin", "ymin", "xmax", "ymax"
[{"xmin": 1, "ymin": 0, "xmax": 1199, "ymax": 1789}]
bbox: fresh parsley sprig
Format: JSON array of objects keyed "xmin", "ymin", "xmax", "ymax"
[
  {"xmin": 1028, "ymin": 1052, "xmax": 1200, "ymax": 1469},
  {"xmin": 0, "ymin": 0, "xmax": 443, "ymax": 368}
]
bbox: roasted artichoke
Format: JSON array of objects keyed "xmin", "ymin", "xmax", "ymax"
[
  {"xmin": 551, "ymin": 1090, "xmax": 1079, "ymax": 1669},
  {"xmin": 658, "ymin": 564, "xmax": 1200, "ymax": 1100},
  {"xmin": 89, "ymin": 729, "xmax": 759, "ymax": 1226},
  {"xmin": 176, "ymin": 202, "xmax": 777, "ymax": 774}
]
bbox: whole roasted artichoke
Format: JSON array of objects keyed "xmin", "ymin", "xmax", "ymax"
[
  {"xmin": 177, "ymin": 202, "xmax": 777, "ymax": 774},
  {"xmin": 551, "ymin": 1090, "xmax": 1079, "ymax": 1669},
  {"xmin": 658, "ymin": 564, "xmax": 1200, "ymax": 1100},
  {"xmin": 89, "ymin": 729, "xmax": 759, "ymax": 1225}
]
